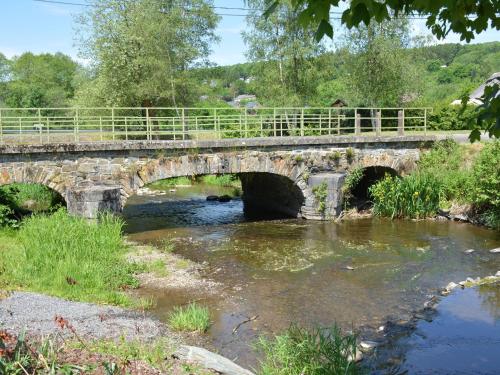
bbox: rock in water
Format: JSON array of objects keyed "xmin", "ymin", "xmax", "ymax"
[
  {"xmin": 173, "ymin": 345, "xmax": 255, "ymax": 375},
  {"xmin": 464, "ymin": 249, "xmax": 475, "ymax": 254},
  {"xmin": 490, "ymin": 247, "xmax": 500, "ymax": 254},
  {"xmin": 218, "ymin": 195, "xmax": 232, "ymax": 203},
  {"xmin": 206, "ymin": 195, "xmax": 219, "ymax": 201}
]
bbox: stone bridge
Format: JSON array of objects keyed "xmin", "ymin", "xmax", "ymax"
[{"xmin": 0, "ymin": 135, "xmax": 435, "ymax": 220}]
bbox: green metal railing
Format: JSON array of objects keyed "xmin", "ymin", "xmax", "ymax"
[{"xmin": 0, "ymin": 107, "xmax": 431, "ymax": 144}]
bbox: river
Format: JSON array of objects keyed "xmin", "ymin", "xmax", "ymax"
[{"xmin": 123, "ymin": 183, "xmax": 500, "ymax": 373}]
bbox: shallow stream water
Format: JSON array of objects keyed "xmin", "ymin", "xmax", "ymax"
[{"xmin": 123, "ymin": 184, "xmax": 500, "ymax": 373}]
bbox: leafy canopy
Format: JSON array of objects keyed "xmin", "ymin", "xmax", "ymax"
[{"xmin": 264, "ymin": 0, "xmax": 500, "ymax": 43}]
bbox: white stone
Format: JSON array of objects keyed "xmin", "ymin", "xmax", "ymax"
[
  {"xmin": 464, "ymin": 249, "xmax": 475, "ymax": 254},
  {"xmin": 359, "ymin": 341, "xmax": 379, "ymax": 350},
  {"xmin": 490, "ymin": 247, "xmax": 500, "ymax": 254},
  {"xmin": 445, "ymin": 282, "xmax": 458, "ymax": 291}
]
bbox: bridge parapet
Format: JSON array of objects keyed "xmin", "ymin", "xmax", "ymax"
[{"xmin": 0, "ymin": 135, "xmax": 435, "ymax": 220}]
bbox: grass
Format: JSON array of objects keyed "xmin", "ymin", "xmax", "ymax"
[
  {"xmin": 196, "ymin": 174, "xmax": 240, "ymax": 187},
  {"xmin": 168, "ymin": 303, "xmax": 211, "ymax": 333},
  {"xmin": 256, "ymin": 324, "xmax": 359, "ymax": 375},
  {"xmin": 148, "ymin": 176, "xmax": 193, "ymax": 189},
  {"xmin": 312, "ymin": 181, "xmax": 328, "ymax": 215},
  {"xmin": 147, "ymin": 174, "xmax": 241, "ymax": 190},
  {"xmin": 0, "ymin": 183, "xmax": 63, "ymax": 213},
  {"xmin": 0, "ymin": 209, "xmax": 144, "ymax": 307}
]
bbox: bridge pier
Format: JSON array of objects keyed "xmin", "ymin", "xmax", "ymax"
[
  {"xmin": 303, "ymin": 173, "xmax": 346, "ymax": 219},
  {"xmin": 66, "ymin": 186, "xmax": 122, "ymax": 219}
]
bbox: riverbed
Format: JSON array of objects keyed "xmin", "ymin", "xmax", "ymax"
[{"xmin": 123, "ymin": 183, "xmax": 500, "ymax": 372}]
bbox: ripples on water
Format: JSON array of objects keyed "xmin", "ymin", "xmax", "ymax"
[{"xmin": 123, "ymin": 185, "xmax": 500, "ymax": 372}]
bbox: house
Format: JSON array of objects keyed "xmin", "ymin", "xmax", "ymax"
[
  {"xmin": 330, "ymin": 99, "xmax": 347, "ymax": 107},
  {"xmin": 451, "ymin": 72, "xmax": 500, "ymax": 106}
]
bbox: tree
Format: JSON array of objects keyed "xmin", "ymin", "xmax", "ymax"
[
  {"xmin": 265, "ymin": 0, "xmax": 500, "ymax": 140},
  {"xmin": 341, "ymin": 18, "xmax": 421, "ymax": 108},
  {"xmin": 243, "ymin": 0, "xmax": 324, "ymax": 106},
  {"xmin": 75, "ymin": 0, "xmax": 219, "ymax": 108},
  {"xmin": 2, "ymin": 53, "xmax": 78, "ymax": 108}
]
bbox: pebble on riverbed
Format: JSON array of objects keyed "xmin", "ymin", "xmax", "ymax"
[
  {"xmin": 464, "ymin": 249, "xmax": 475, "ymax": 254},
  {"xmin": 490, "ymin": 247, "xmax": 500, "ymax": 254}
]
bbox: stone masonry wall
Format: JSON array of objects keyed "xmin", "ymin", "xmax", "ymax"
[{"xmin": 0, "ymin": 136, "xmax": 429, "ymax": 219}]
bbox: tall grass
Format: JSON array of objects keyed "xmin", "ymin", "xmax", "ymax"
[
  {"xmin": 0, "ymin": 209, "xmax": 141, "ymax": 306},
  {"xmin": 369, "ymin": 173, "xmax": 441, "ymax": 219},
  {"xmin": 168, "ymin": 303, "xmax": 211, "ymax": 332},
  {"xmin": 256, "ymin": 324, "xmax": 359, "ymax": 375}
]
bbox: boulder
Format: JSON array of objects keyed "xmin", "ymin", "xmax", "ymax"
[
  {"xmin": 218, "ymin": 195, "xmax": 232, "ymax": 203},
  {"xmin": 206, "ymin": 195, "xmax": 219, "ymax": 201},
  {"xmin": 173, "ymin": 345, "xmax": 254, "ymax": 375}
]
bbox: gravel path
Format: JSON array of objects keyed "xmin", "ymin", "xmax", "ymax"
[{"xmin": 0, "ymin": 292, "xmax": 170, "ymax": 341}]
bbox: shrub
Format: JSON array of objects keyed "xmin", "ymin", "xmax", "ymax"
[
  {"xmin": 369, "ymin": 173, "xmax": 441, "ymax": 219},
  {"xmin": 0, "ymin": 183, "xmax": 63, "ymax": 213},
  {"xmin": 256, "ymin": 324, "xmax": 359, "ymax": 375},
  {"xmin": 312, "ymin": 181, "xmax": 328, "ymax": 214},
  {"xmin": 417, "ymin": 139, "xmax": 471, "ymax": 203},
  {"xmin": 470, "ymin": 141, "xmax": 500, "ymax": 209},
  {"xmin": 342, "ymin": 167, "xmax": 364, "ymax": 208},
  {"xmin": 168, "ymin": 303, "xmax": 211, "ymax": 332},
  {"xmin": 427, "ymin": 106, "xmax": 477, "ymax": 131},
  {"xmin": 345, "ymin": 148, "xmax": 355, "ymax": 162},
  {"xmin": 0, "ymin": 209, "xmax": 140, "ymax": 306},
  {"xmin": 0, "ymin": 204, "xmax": 17, "ymax": 228}
]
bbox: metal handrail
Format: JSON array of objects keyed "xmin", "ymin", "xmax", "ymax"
[{"xmin": 0, "ymin": 107, "xmax": 432, "ymax": 144}]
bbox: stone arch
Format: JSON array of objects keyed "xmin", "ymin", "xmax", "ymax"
[
  {"xmin": 128, "ymin": 152, "xmax": 308, "ymax": 218},
  {"xmin": 0, "ymin": 165, "xmax": 68, "ymax": 199},
  {"xmin": 350, "ymin": 166, "xmax": 398, "ymax": 201}
]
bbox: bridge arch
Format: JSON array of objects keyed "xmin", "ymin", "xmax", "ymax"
[{"xmin": 351, "ymin": 166, "xmax": 398, "ymax": 201}]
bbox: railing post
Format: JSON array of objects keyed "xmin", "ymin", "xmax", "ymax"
[
  {"xmin": 99, "ymin": 116, "xmax": 103, "ymax": 141},
  {"xmin": 146, "ymin": 108, "xmax": 150, "ymax": 141},
  {"xmin": 424, "ymin": 108, "xmax": 427, "ymax": 135},
  {"xmin": 38, "ymin": 108, "xmax": 42, "ymax": 143},
  {"xmin": 398, "ymin": 110, "xmax": 405, "ymax": 136},
  {"xmin": 355, "ymin": 111, "xmax": 361, "ymax": 135},
  {"xmin": 328, "ymin": 108, "xmax": 332, "ymax": 135},
  {"xmin": 376, "ymin": 110, "xmax": 381, "ymax": 136},
  {"xmin": 75, "ymin": 108, "xmax": 79, "ymax": 142},
  {"xmin": 300, "ymin": 108, "xmax": 304, "ymax": 137},
  {"xmin": 125, "ymin": 117, "xmax": 128, "ymax": 140},
  {"xmin": 19, "ymin": 117, "xmax": 22, "ymax": 143},
  {"xmin": 0, "ymin": 109, "xmax": 3, "ymax": 144},
  {"xmin": 111, "ymin": 108, "xmax": 115, "ymax": 141},
  {"xmin": 47, "ymin": 117, "xmax": 50, "ymax": 143},
  {"xmin": 181, "ymin": 108, "xmax": 186, "ymax": 140},
  {"xmin": 213, "ymin": 108, "xmax": 217, "ymax": 139},
  {"xmin": 244, "ymin": 109, "xmax": 248, "ymax": 137},
  {"xmin": 273, "ymin": 108, "xmax": 277, "ymax": 137}
]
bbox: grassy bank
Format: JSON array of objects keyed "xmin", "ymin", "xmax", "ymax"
[
  {"xmin": 369, "ymin": 140, "xmax": 500, "ymax": 228},
  {"xmin": 0, "ymin": 209, "xmax": 143, "ymax": 306},
  {"xmin": 148, "ymin": 174, "xmax": 241, "ymax": 190}
]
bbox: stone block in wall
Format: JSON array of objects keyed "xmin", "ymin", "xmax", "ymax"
[{"xmin": 66, "ymin": 186, "xmax": 122, "ymax": 219}]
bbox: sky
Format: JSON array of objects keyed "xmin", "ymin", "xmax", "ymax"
[{"xmin": 0, "ymin": 0, "xmax": 499, "ymax": 66}]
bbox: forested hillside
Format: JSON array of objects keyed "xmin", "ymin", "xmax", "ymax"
[
  {"xmin": 1, "ymin": 42, "xmax": 499, "ymax": 111},
  {"xmin": 193, "ymin": 41, "xmax": 500, "ymax": 108}
]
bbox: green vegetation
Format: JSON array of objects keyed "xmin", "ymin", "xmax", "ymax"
[
  {"xmin": 469, "ymin": 142, "xmax": 500, "ymax": 228},
  {"xmin": 73, "ymin": 337, "xmax": 176, "ymax": 373},
  {"xmin": 369, "ymin": 173, "xmax": 441, "ymax": 219},
  {"xmin": 256, "ymin": 324, "xmax": 359, "ymax": 375},
  {"xmin": 345, "ymin": 148, "xmax": 356, "ymax": 163},
  {"xmin": 0, "ymin": 183, "xmax": 63, "ymax": 213},
  {"xmin": 312, "ymin": 181, "xmax": 328, "ymax": 215},
  {"xmin": 0, "ymin": 331, "xmax": 86, "ymax": 374},
  {"xmin": 196, "ymin": 174, "xmax": 240, "ymax": 187},
  {"xmin": 168, "ymin": 303, "xmax": 211, "ymax": 333},
  {"xmin": 342, "ymin": 167, "xmax": 364, "ymax": 208},
  {"xmin": 369, "ymin": 140, "xmax": 499, "ymax": 228},
  {"xmin": 148, "ymin": 176, "xmax": 193, "ymax": 189},
  {"xmin": 0, "ymin": 209, "xmax": 143, "ymax": 306}
]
